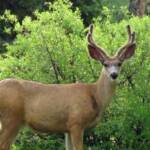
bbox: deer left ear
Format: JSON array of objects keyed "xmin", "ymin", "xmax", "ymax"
[
  {"xmin": 118, "ymin": 43, "xmax": 136, "ymax": 61},
  {"xmin": 88, "ymin": 44, "xmax": 107, "ymax": 62}
]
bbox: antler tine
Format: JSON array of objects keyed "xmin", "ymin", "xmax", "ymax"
[
  {"xmin": 127, "ymin": 25, "xmax": 132, "ymax": 42},
  {"xmin": 118, "ymin": 25, "xmax": 135, "ymax": 52},
  {"xmin": 87, "ymin": 24, "xmax": 95, "ymax": 45},
  {"xmin": 127, "ymin": 25, "xmax": 135, "ymax": 43},
  {"xmin": 89, "ymin": 24, "xmax": 94, "ymax": 34},
  {"xmin": 131, "ymin": 32, "xmax": 135, "ymax": 43},
  {"xmin": 87, "ymin": 24, "xmax": 106, "ymax": 52}
]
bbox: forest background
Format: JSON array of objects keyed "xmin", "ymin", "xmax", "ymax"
[{"xmin": 0, "ymin": 0, "xmax": 150, "ymax": 149}]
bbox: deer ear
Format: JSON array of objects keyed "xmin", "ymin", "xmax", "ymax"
[
  {"xmin": 88, "ymin": 44, "xmax": 106, "ymax": 62},
  {"xmin": 118, "ymin": 43, "xmax": 136, "ymax": 61}
]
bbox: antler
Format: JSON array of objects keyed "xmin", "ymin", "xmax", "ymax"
[
  {"xmin": 87, "ymin": 25, "xmax": 97, "ymax": 48},
  {"xmin": 87, "ymin": 24, "xmax": 107, "ymax": 56},
  {"xmin": 118, "ymin": 25, "xmax": 135, "ymax": 55}
]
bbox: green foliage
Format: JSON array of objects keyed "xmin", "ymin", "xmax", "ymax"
[
  {"xmin": 0, "ymin": 0, "xmax": 150, "ymax": 150},
  {"xmin": 13, "ymin": 128, "xmax": 64, "ymax": 150},
  {"xmin": 0, "ymin": 1, "xmax": 85, "ymax": 149},
  {"xmin": 72, "ymin": 0, "xmax": 130, "ymax": 25},
  {"xmin": 72, "ymin": 0, "xmax": 103, "ymax": 25},
  {"xmin": 0, "ymin": 0, "xmax": 45, "ymax": 20},
  {"xmin": 0, "ymin": 0, "xmax": 86, "ymax": 84},
  {"xmin": 88, "ymin": 16, "xmax": 150, "ymax": 149}
]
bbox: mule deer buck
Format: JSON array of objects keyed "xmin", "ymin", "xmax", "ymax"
[{"xmin": 0, "ymin": 25, "xmax": 136, "ymax": 150}]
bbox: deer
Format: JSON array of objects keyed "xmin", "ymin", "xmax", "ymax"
[{"xmin": 0, "ymin": 24, "xmax": 136, "ymax": 150}]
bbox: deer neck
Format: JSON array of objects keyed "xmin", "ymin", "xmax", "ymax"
[{"xmin": 95, "ymin": 67, "xmax": 117, "ymax": 111}]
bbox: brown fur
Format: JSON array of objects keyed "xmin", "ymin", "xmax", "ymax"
[
  {"xmin": 0, "ymin": 68, "xmax": 116, "ymax": 150},
  {"xmin": 0, "ymin": 24, "xmax": 136, "ymax": 150}
]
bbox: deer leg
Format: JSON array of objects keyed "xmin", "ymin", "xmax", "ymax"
[
  {"xmin": 0, "ymin": 115, "xmax": 22, "ymax": 150},
  {"xmin": 70, "ymin": 126, "xmax": 84, "ymax": 150},
  {"xmin": 65, "ymin": 133, "xmax": 73, "ymax": 150}
]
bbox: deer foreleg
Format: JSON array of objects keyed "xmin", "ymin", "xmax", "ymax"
[
  {"xmin": 0, "ymin": 115, "xmax": 22, "ymax": 150},
  {"xmin": 65, "ymin": 133, "xmax": 73, "ymax": 150},
  {"xmin": 70, "ymin": 126, "xmax": 84, "ymax": 150}
]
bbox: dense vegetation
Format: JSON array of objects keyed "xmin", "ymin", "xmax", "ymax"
[{"xmin": 0, "ymin": 0, "xmax": 150, "ymax": 149}]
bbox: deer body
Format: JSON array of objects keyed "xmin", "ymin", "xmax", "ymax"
[
  {"xmin": 0, "ymin": 68, "xmax": 115, "ymax": 132},
  {"xmin": 0, "ymin": 25, "xmax": 136, "ymax": 150},
  {"xmin": 0, "ymin": 69, "xmax": 116, "ymax": 150}
]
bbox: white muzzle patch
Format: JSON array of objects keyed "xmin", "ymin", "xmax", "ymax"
[
  {"xmin": 107, "ymin": 66, "xmax": 119, "ymax": 74},
  {"xmin": 105, "ymin": 65, "xmax": 120, "ymax": 80}
]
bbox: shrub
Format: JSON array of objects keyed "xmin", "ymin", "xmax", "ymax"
[
  {"xmin": 87, "ymin": 16, "xmax": 150, "ymax": 150},
  {"xmin": 0, "ymin": 0, "xmax": 149, "ymax": 149}
]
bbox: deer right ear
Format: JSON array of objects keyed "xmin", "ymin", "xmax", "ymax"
[
  {"xmin": 117, "ymin": 43, "xmax": 136, "ymax": 61},
  {"xmin": 88, "ymin": 44, "xmax": 106, "ymax": 62}
]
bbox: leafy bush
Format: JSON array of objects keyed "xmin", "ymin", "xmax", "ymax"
[
  {"xmin": 0, "ymin": 0, "xmax": 150, "ymax": 150},
  {"xmin": 88, "ymin": 16, "xmax": 150, "ymax": 150},
  {"xmin": 0, "ymin": 0, "xmax": 86, "ymax": 84},
  {"xmin": 0, "ymin": 0, "xmax": 85, "ymax": 149}
]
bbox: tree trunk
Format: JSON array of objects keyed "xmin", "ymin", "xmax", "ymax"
[{"xmin": 129, "ymin": 0, "xmax": 147, "ymax": 17}]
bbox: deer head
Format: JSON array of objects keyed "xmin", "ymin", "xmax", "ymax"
[{"xmin": 87, "ymin": 24, "xmax": 136, "ymax": 80}]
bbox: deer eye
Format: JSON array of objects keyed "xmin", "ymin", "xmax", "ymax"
[
  {"xmin": 118, "ymin": 62, "xmax": 122, "ymax": 67},
  {"xmin": 103, "ymin": 63, "xmax": 109, "ymax": 67}
]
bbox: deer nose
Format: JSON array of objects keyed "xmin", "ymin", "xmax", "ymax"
[{"xmin": 110, "ymin": 73, "xmax": 118, "ymax": 80}]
